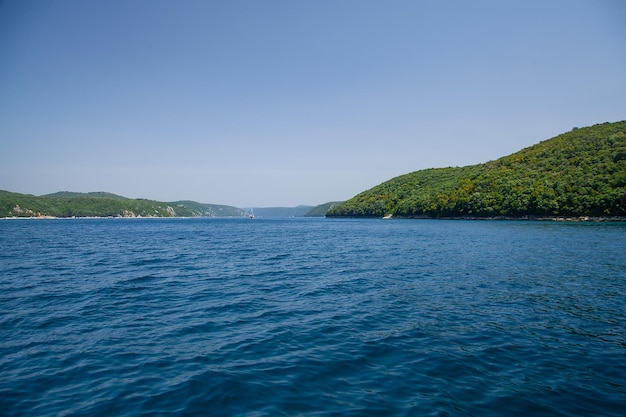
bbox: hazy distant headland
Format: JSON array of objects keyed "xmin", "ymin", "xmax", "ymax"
[{"xmin": 327, "ymin": 121, "xmax": 626, "ymax": 220}]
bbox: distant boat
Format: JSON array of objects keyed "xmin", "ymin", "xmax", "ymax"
[
  {"xmin": 382, "ymin": 214, "xmax": 393, "ymax": 219},
  {"xmin": 249, "ymin": 209, "xmax": 254, "ymax": 219}
]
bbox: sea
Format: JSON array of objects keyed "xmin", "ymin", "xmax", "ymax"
[{"xmin": 1, "ymin": 217, "xmax": 625, "ymax": 416}]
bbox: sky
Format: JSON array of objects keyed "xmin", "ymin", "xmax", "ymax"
[{"xmin": 1, "ymin": 0, "xmax": 625, "ymax": 207}]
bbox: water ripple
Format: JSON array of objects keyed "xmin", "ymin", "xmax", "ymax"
[{"xmin": 1, "ymin": 218, "xmax": 625, "ymax": 416}]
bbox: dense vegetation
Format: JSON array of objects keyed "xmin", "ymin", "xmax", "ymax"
[
  {"xmin": 327, "ymin": 121, "xmax": 626, "ymax": 219},
  {"xmin": 0, "ymin": 191, "xmax": 246, "ymax": 218}
]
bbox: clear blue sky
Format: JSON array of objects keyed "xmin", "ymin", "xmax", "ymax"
[{"xmin": 1, "ymin": 0, "xmax": 625, "ymax": 207}]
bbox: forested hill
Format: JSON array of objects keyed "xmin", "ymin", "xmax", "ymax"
[
  {"xmin": 0, "ymin": 191, "xmax": 246, "ymax": 218},
  {"xmin": 327, "ymin": 121, "xmax": 626, "ymax": 219}
]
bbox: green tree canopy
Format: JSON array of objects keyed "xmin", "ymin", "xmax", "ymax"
[{"xmin": 327, "ymin": 121, "xmax": 626, "ymax": 218}]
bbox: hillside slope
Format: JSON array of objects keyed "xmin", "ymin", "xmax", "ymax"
[
  {"xmin": 0, "ymin": 191, "xmax": 246, "ymax": 218},
  {"xmin": 327, "ymin": 121, "xmax": 626, "ymax": 218}
]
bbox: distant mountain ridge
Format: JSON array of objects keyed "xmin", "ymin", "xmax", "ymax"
[
  {"xmin": 327, "ymin": 121, "xmax": 626, "ymax": 219},
  {"xmin": 0, "ymin": 189, "xmax": 342, "ymax": 219},
  {"xmin": 245, "ymin": 204, "xmax": 346, "ymax": 218},
  {"xmin": 0, "ymin": 190, "xmax": 246, "ymax": 218}
]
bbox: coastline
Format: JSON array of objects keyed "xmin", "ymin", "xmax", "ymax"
[
  {"xmin": 4, "ymin": 214, "xmax": 626, "ymax": 222},
  {"xmin": 383, "ymin": 215, "xmax": 626, "ymax": 222}
]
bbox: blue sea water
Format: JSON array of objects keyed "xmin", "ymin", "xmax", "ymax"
[{"xmin": 1, "ymin": 217, "xmax": 625, "ymax": 417}]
